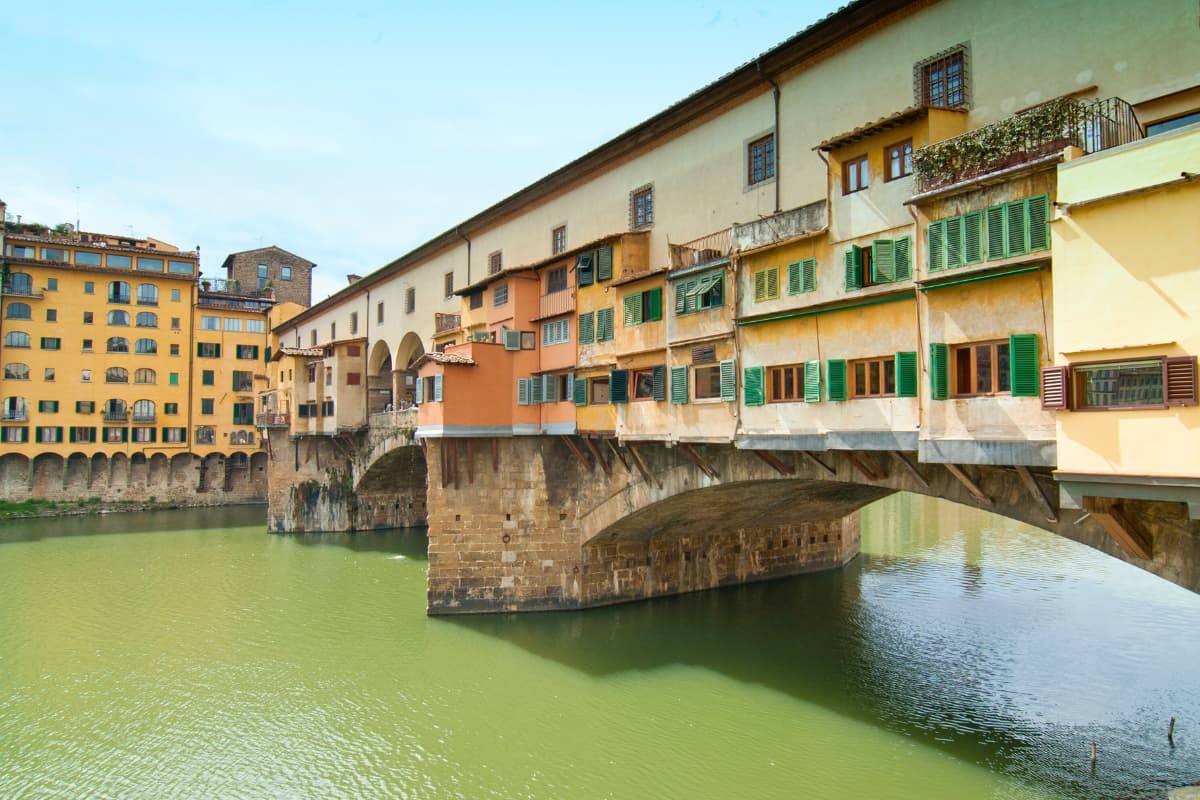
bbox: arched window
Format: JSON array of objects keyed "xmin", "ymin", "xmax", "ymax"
[
  {"xmin": 5, "ymin": 302, "xmax": 31, "ymax": 320},
  {"xmin": 135, "ymin": 311, "xmax": 158, "ymax": 328},
  {"xmin": 132, "ymin": 399, "xmax": 155, "ymax": 422},
  {"xmin": 105, "ymin": 367, "xmax": 129, "ymax": 383},
  {"xmin": 136, "ymin": 284, "xmax": 159, "ymax": 305},
  {"xmin": 2, "ymin": 396, "xmax": 28, "ymax": 421},
  {"xmin": 108, "ymin": 281, "xmax": 131, "ymax": 303},
  {"xmin": 4, "ymin": 331, "xmax": 30, "ymax": 348},
  {"xmin": 4, "ymin": 363, "xmax": 30, "ymax": 380},
  {"xmin": 107, "ymin": 337, "xmax": 129, "ymax": 353},
  {"xmin": 6, "ymin": 272, "xmax": 32, "ymax": 295},
  {"xmin": 104, "ymin": 399, "xmax": 127, "ymax": 419},
  {"xmin": 107, "ymin": 309, "xmax": 130, "ymax": 326},
  {"xmin": 135, "ymin": 338, "xmax": 157, "ymax": 354},
  {"xmin": 134, "ymin": 368, "xmax": 157, "ymax": 384}
]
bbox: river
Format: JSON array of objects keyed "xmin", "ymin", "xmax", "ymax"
[{"xmin": 1, "ymin": 494, "xmax": 1197, "ymax": 799}]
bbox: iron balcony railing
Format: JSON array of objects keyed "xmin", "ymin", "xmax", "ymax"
[
  {"xmin": 103, "ymin": 410, "xmax": 130, "ymax": 422},
  {"xmin": 435, "ymin": 312, "xmax": 461, "ymax": 334},
  {"xmin": 913, "ymin": 96, "xmax": 1144, "ymax": 194},
  {"xmin": 1, "ymin": 281, "xmax": 42, "ymax": 298},
  {"xmin": 255, "ymin": 412, "xmax": 291, "ymax": 427},
  {"xmin": 132, "ymin": 413, "xmax": 156, "ymax": 423},
  {"xmin": 1, "ymin": 411, "xmax": 28, "ymax": 422},
  {"xmin": 670, "ymin": 228, "xmax": 731, "ymax": 271}
]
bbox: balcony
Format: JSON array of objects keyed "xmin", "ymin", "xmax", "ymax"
[
  {"xmin": 1, "ymin": 281, "xmax": 42, "ymax": 299},
  {"xmin": 731, "ymin": 200, "xmax": 827, "ymax": 254},
  {"xmin": 913, "ymin": 96, "xmax": 1144, "ymax": 194},
  {"xmin": 670, "ymin": 228, "xmax": 730, "ymax": 272},
  {"xmin": 132, "ymin": 413, "xmax": 156, "ymax": 423},
  {"xmin": 256, "ymin": 412, "xmax": 291, "ymax": 428},
  {"xmin": 537, "ymin": 290, "xmax": 575, "ymax": 320},
  {"xmin": 435, "ymin": 312, "xmax": 461, "ymax": 334},
  {"xmin": 1, "ymin": 411, "xmax": 28, "ymax": 422},
  {"xmin": 104, "ymin": 410, "xmax": 130, "ymax": 423},
  {"xmin": 199, "ymin": 277, "xmax": 274, "ymax": 298}
]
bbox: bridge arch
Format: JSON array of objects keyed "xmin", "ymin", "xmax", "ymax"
[
  {"xmin": 394, "ymin": 331, "xmax": 424, "ymax": 407},
  {"xmin": 368, "ymin": 340, "xmax": 394, "ymax": 413}
]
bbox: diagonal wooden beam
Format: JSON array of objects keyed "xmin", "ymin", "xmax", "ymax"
[
  {"xmin": 679, "ymin": 443, "xmax": 719, "ymax": 480},
  {"xmin": 582, "ymin": 436, "xmax": 612, "ymax": 476},
  {"xmin": 1015, "ymin": 465, "xmax": 1056, "ymax": 523},
  {"xmin": 560, "ymin": 436, "xmax": 592, "ymax": 471},
  {"xmin": 1084, "ymin": 497, "xmax": 1152, "ymax": 560},
  {"xmin": 843, "ymin": 451, "xmax": 881, "ymax": 481},
  {"xmin": 626, "ymin": 443, "xmax": 662, "ymax": 489},
  {"xmin": 890, "ymin": 450, "xmax": 929, "ymax": 489},
  {"xmin": 802, "ymin": 450, "xmax": 836, "ymax": 477},
  {"xmin": 753, "ymin": 449, "xmax": 794, "ymax": 476},
  {"xmin": 945, "ymin": 463, "xmax": 991, "ymax": 506},
  {"xmin": 606, "ymin": 438, "xmax": 632, "ymax": 473}
]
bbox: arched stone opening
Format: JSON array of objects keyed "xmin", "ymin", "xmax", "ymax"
[
  {"xmin": 367, "ymin": 340, "xmax": 394, "ymax": 414},
  {"xmin": 88, "ymin": 453, "xmax": 109, "ymax": 491},
  {"xmin": 224, "ymin": 452, "xmax": 250, "ymax": 492},
  {"xmin": 0, "ymin": 453, "xmax": 32, "ymax": 500},
  {"xmin": 109, "ymin": 453, "xmax": 130, "ymax": 489},
  {"xmin": 129, "ymin": 453, "xmax": 149, "ymax": 487},
  {"xmin": 148, "ymin": 453, "xmax": 170, "ymax": 487},
  {"xmin": 64, "ymin": 453, "xmax": 90, "ymax": 494},
  {"xmin": 200, "ymin": 454, "xmax": 224, "ymax": 493},
  {"xmin": 31, "ymin": 453, "xmax": 64, "ymax": 497},
  {"xmin": 394, "ymin": 331, "xmax": 425, "ymax": 408},
  {"xmin": 170, "ymin": 453, "xmax": 194, "ymax": 486}
]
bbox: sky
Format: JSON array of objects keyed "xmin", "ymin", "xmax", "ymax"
[{"xmin": 0, "ymin": 1, "xmax": 842, "ymax": 303}]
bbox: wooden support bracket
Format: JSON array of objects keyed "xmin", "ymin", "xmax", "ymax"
[
  {"xmin": 561, "ymin": 436, "xmax": 593, "ymax": 471},
  {"xmin": 890, "ymin": 451, "xmax": 929, "ymax": 489},
  {"xmin": 802, "ymin": 451, "xmax": 836, "ymax": 477},
  {"xmin": 465, "ymin": 438, "xmax": 475, "ymax": 485},
  {"xmin": 1015, "ymin": 465, "xmax": 1057, "ymax": 523},
  {"xmin": 1083, "ymin": 497, "xmax": 1153, "ymax": 560},
  {"xmin": 679, "ymin": 443, "xmax": 720, "ymax": 480},
  {"xmin": 583, "ymin": 437, "xmax": 612, "ymax": 476},
  {"xmin": 490, "ymin": 438, "xmax": 499, "ymax": 472},
  {"xmin": 843, "ymin": 451, "xmax": 881, "ymax": 481},
  {"xmin": 606, "ymin": 438, "xmax": 632, "ymax": 473},
  {"xmin": 945, "ymin": 463, "xmax": 991, "ymax": 506},
  {"xmin": 753, "ymin": 449, "xmax": 794, "ymax": 476},
  {"xmin": 626, "ymin": 443, "xmax": 661, "ymax": 489}
]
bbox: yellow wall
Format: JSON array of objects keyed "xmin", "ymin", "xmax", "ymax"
[{"xmin": 190, "ymin": 303, "xmax": 273, "ymax": 453}]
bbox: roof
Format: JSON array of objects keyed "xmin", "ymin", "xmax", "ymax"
[
  {"xmin": 272, "ymin": 346, "xmax": 325, "ymax": 361},
  {"xmin": 816, "ymin": 105, "xmax": 933, "ymax": 151},
  {"xmin": 413, "ymin": 351, "xmax": 476, "ymax": 368},
  {"xmin": 611, "ymin": 265, "xmax": 668, "ymax": 288},
  {"xmin": 221, "ymin": 245, "xmax": 316, "ymax": 271},
  {"xmin": 455, "ymin": 231, "xmax": 635, "ymax": 296},
  {"xmin": 275, "ymin": 0, "xmax": 917, "ymax": 332},
  {"xmin": 3, "ymin": 230, "xmax": 198, "ymax": 258}
]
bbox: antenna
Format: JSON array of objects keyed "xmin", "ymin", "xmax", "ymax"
[{"xmin": 75, "ymin": 185, "xmax": 80, "ymax": 231}]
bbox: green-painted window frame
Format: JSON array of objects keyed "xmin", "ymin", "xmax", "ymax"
[
  {"xmin": 578, "ymin": 311, "xmax": 595, "ymax": 345},
  {"xmin": 787, "ymin": 258, "xmax": 817, "ymax": 295},
  {"xmin": 743, "ymin": 365, "xmax": 765, "ymax": 405},
  {"xmin": 753, "ymin": 267, "xmax": 779, "ymax": 302},
  {"xmin": 673, "ymin": 271, "xmax": 724, "ymax": 315},
  {"xmin": 984, "ymin": 194, "xmax": 1050, "ymax": 261},
  {"xmin": 670, "ymin": 365, "xmax": 688, "ymax": 404},
  {"xmin": 826, "ymin": 359, "xmax": 847, "ymax": 401},
  {"xmin": 595, "ymin": 307, "xmax": 614, "ymax": 342}
]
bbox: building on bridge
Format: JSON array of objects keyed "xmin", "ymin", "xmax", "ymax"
[{"xmin": 260, "ymin": 0, "xmax": 1200, "ymax": 611}]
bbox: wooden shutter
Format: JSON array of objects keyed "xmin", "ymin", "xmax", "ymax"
[
  {"xmin": 1009, "ymin": 334, "xmax": 1040, "ymax": 396},
  {"xmin": 803, "ymin": 360, "xmax": 821, "ymax": 402},
  {"xmin": 927, "ymin": 221, "xmax": 946, "ymax": 271},
  {"xmin": 766, "ymin": 267, "xmax": 778, "ymax": 299},
  {"xmin": 578, "ymin": 312, "xmax": 594, "ymax": 345},
  {"xmin": 651, "ymin": 365, "xmax": 667, "ymax": 400},
  {"xmin": 670, "ymin": 366, "xmax": 688, "ymax": 404},
  {"xmin": 719, "ymin": 359, "xmax": 736, "ymax": 402},
  {"xmin": 596, "ymin": 246, "xmax": 613, "ymax": 281},
  {"xmin": 786, "ymin": 262, "xmax": 802, "ymax": 295},
  {"xmin": 646, "ymin": 287, "xmax": 663, "ymax": 322},
  {"xmin": 1006, "ymin": 200, "xmax": 1028, "ymax": 256},
  {"xmin": 872, "ymin": 239, "xmax": 896, "ymax": 282},
  {"xmin": 1165, "ymin": 356, "xmax": 1198, "ymax": 406},
  {"xmin": 577, "ymin": 253, "xmax": 594, "ymax": 287},
  {"xmin": 986, "ymin": 204, "xmax": 1006, "ymax": 260},
  {"xmin": 544, "ymin": 375, "xmax": 556, "ymax": 403},
  {"xmin": 1041, "ymin": 366, "xmax": 1070, "ymax": 409},
  {"xmin": 844, "ymin": 247, "xmax": 862, "ymax": 290},
  {"xmin": 675, "ymin": 282, "xmax": 688, "ymax": 314},
  {"xmin": 69, "ymin": 426, "xmax": 76, "ymax": 443},
  {"xmin": 802, "ymin": 258, "xmax": 817, "ymax": 292},
  {"xmin": 433, "ymin": 374, "xmax": 443, "ymax": 402},
  {"xmin": 623, "ymin": 293, "xmax": 641, "ymax": 327},
  {"xmin": 516, "ymin": 378, "xmax": 528, "ymax": 406},
  {"xmin": 896, "ymin": 351, "xmax": 918, "ymax": 397},
  {"xmin": 597, "ymin": 307, "xmax": 613, "ymax": 341},
  {"xmin": 743, "ymin": 366, "xmax": 764, "ymax": 406},
  {"xmin": 963, "ymin": 211, "xmax": 983, "ymax": 264},
  {"xmin": 945, "ymin": 217, "xmax": 963, "ymax": 268},
  {"xmin": 610, "ymin": 370, "xmax": 628, "ymax": 403},
  {"xmin": 530, "ymin": 376, "xmax": 543, "ymax": 405},
  {"xmin": 893, "ymin": 240, "xmax": 911, "ymax": 281},
  {"xmin": 929, "ymin": 343, "xmax": 949, "ymax": 400},
  {"xmin": 826, "ymin": 359, "xmax": 847, "ymax": 401},
  {"xmin": 1027, "ymin": 194, "xmax": 1051, "ymax": 252},
  {"xmin": 574, "ymin": 375, "xmax": 588, "ymax": 406}
]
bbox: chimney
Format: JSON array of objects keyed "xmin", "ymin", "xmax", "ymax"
[{"xmin": 347, "ymin": 274, "xmax": 362, "ymax": 285}]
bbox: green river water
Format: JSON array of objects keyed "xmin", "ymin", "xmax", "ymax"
[{"xmin": 1, "ymin": 494, "xmax": 1198, "ymax": 799}]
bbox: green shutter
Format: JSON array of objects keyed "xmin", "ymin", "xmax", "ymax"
[
  {"xmin": 610, "ymin": 370, "xmax": 628, "ymax": 403},
  {"xmin": 929, "ymin": 343, "xmax": 949, "ymax": 400},
  {"xmin": 743, "ymin": 366, "xmax": 764, "ymax": 406},
  {"xmin": 56, "ymin": 426, "xmax": 64, "ymax": 443},
  {"xmin": 844, "ymin": 247, "xmax": 862, "ymax": 290},
  {"xmin": 573, "ymin": 375, "xmax": 588, "ymax": 406},
  {"xmin": 927, "ymin": 220, "xmax": 946, "ymax": 272},
  {"xmin": 804, "ymin": 360, "xmax": 821, "ymax": 403},
  {"xmin": 1006, "ymin": 200, "xmax": 1027, "ymax": 256},
  {"xmin": 801, "ymin": 258, "xmax": 817, "ymax": 292},
  {"xmin": 754, "ymin": 269, "xmax": 769, "ymax": 302},
  {"xmin": 826, "ymin": 359, "xmax": 847, "ymax": 401},
  {"xmin": 766, "ymin": 267, "xmax": 778, "ymax": 299},
  {"xmin": 786, "ymin": 261, "xmax": 803, "ymax": 295},
  {"xmin": 945, "ymin": 216, "xmax": 963, "ymax": 268},
  {"xmin": 986, "ymin": 204, "xmax": 1006, "ymax": 260},
  {"xmin": 675, "ymin": 282, "xmax": 688, "ymax": 314},
  {"xmin": 578, "ymin": 311, "xmax": 594, "ymax": 345},
  {"xmin": 517, "ymin": 378, "xmax": 529, "ymax": 406},
  {"xmin": 577, "ymin": 253, "xmax": 594, "ymax": 287},
  {"xmin": 963, "ymin": 211, "xmax": 983, "ymax": 264},
  {"xmin": 147, "ymin": 427, "xmax": 156, "ymax": 443},
  {"xmin": 719, "ymin": 359, "xmax": 736, "ymax": 402},
  {"xmin": 20, "ymin": 427, "xmax": 29, "ymax": 443},
  {"xmin": 623, "ymin": 293, "xmax": 641, "ymax": 327},
  {"xmin": 1027, "ymin": 194, "xmax": 1050, "ymax": 252},
  {"xmin": 1009, "ymin": 334, "xmax": 1040, "ymax": 396},
  {"xmin": 596, "ymin": 246, "xmax": 613, "ymax": 281},
  {"xmin": 670, "ymin": 366, "xmax": 688, "ymax": 404},
  {"xmin": 69, "ymin": 427, "xmax": 76, "ymax": 443},
  {"xmin": 872, "ymin": 239, "xmax": 896, "ymax": 282},
  {"xmin": 896, "ymin": 351, "xmax": 918, "ymax": 397},
  {"xmin": 597, "ymin": 307, "xmax": 614, "ymax": 341},
  {"xmin": 646, "ymin": 287, "xmax": 663, "ymax": 322},
  {"xmin": 651, "ymin": 365, "xmax": 666, "ymax": 400},
  {"xmin": 893, "ymin": 238, "xmax": 911, "ymax": 281}
]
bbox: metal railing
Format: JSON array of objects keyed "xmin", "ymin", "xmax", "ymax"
[
  {"xmin": 670, "ymin": 228, "xmax": 731, "ymax": 271},
  {"xmin": 1, "ymin": 281, "xmax": 41, "ymax": 298},
  {"xmin": 255, "ymin": 412, "xmax": 291, "ymax": 427},
  {"xmin": 435, "ymin": 312, "xmax": 461, "ymax": 334},
  {"xmin": 199, "ymin": 277, "xmax": 274, "ymax": 297},
  {"xmin": 103, "ymin": 410, "xmax": 130, "ymax": 422},
  {"xmin": 914, "ymin": 96, "xmax": 1144, "ymax": 194},
  {"xmin": 1, "ymin": 411, "xmax": 28, "ymax": 422}
]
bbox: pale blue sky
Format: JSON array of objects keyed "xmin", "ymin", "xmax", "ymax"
[{"xmin": 0, "ymin": 1, "xmax": 840, "ymax": 301}]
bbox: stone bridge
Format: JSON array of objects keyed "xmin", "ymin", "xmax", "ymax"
[{"xmin": 271, "ymin": 431, "xmax": 1199, "ymax": 614}]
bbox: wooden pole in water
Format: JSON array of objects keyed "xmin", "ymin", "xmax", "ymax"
[
  {"xmin": 1168, "ymin": 716, "xmax": 1176, "ymax": 745},
  {"xmin": 1090, "ymin": 741, "xmax": 1097, "ymax": 765}
]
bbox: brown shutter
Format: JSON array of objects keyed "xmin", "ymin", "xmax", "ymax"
[
  {"xmin": 1164, "ymin": 356, "xmax": 1198, "ymax": 406},
  {"xmin": 1041, "ymin": 366, "xmax": 1071, "ymax": 410}
]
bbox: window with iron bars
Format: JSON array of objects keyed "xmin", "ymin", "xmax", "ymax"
[{"xmin": 915, "ymin": 46, "xmax": 968, "ymax": 109}]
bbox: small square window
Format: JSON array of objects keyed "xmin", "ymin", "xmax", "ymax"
[
  {"xmin": 552, "ymin": 225, "xmax": 567, "ymax": 255},
  {"xmin": 46, "ymin": 309, "xmax": 57, "ymax": 322},
  {"xmin": 47, "ymin": 278, "xmax": 58, "ymax": 291},
  {"xmin": 630, "ymin": 185, "xmax": 654, "ymax": 229},
  {"xmin": 170, "ymin": 344, "xmax": 180, "ymax": 356},
  {"xmin": 917, "ymin": 47, "xmax": 967, "ymax": 108},
  {"xmin": 281, "ymin": 265, "xmax": 292, "ymax": 280},
  {"xmin": 171, "ymin": 289, "xmax": 181, "ymax": 302},
  {"xmin": 82, "ymin": 339, "xmax": 93, "ymax": 351},
  {"xmin": 84, "ymin": 281, "xmax": 95, "ymax": 294}
]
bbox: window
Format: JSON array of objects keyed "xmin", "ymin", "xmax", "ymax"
[
  {"xmin": 131, "ymin": 427, "xmax": 155, "ymax": 443},
  {"xmin": 201, "ymin": 398, "xmax": 214, "ymax": 415},
  {"xmin": 786, "ymin": 259, "xmax": 817, "ymax": 295},
  {"xmin": 851, "ymin": 357, "xmax": 897, "ymax": 398},
  {"xmin": 885, "ymin": 140, "xmax": 913, "ymax": 181},
  {"xmin": 246, "ymin": 319, "xmax": 264, "ymax": 333},
  {"xmin": 47, "ymin": 278, "xmax": 57, "ymax": 291},
  {"xmin": 108, "ymin": 281, "xmax": 131, "ymax": 303},
  {"xmin": 195, "ymin": 426, "xmax": 215, "ymax": 445},
  {"xmin": 377, "ymin": 301, "xmax": 384, "ymax": 324},
  {"xmin": 136, "ymin": 257, "xmax": 163, "ymax": 272},
  {"xmin": 632, "ymin": 368, "xmax": 658, "ymax": 400},
  {"xmin": 108, "ymin": 310, "xmax": 130, "ymax": 326},
  {"xmin": 134, "ymin": 368, "xmax": 157, "ymax": 384},
  {"xmin": 164, "ymin": 403, "xmax": 179, "ymax": 415},
  {"xmin": 6, "ymin": 303, "xmax": 31, "ymax": 320},
  {"xmin": 163, "ymin": 427, "xmax": 186, "ymax": 443},
  {"xmin": 170, "ymin": 344, "xmax": 179, "ymax": 356},
  {"xmin": 329, "ymin": 322, "xmax": 337, "ymax": 341},
  {"xmin": 170, "ymin": 317, "xmax": 181, "ymax": 330},
  {"xmin": 1, "ymin": 427, "xmax": 28, "ymax": 443},
  {"xmin": 1073, "ymin": 360, "xmax": 1167, "ymax": 409},
  {"xmin": 5, "ymin": 331, "xmax": 31, "ymax": 348},
  {"xmin": 281, "ymin": 265, "xmax": 293, "ymax": 280},
  {"xmin": 5, "ymin": 272, "xmax": 33, "ymax": 294},
  {"xmin": 81, "ymin": 369, "xmax": 92, "ymax": 383},
  {"xmin": 694, "ymin": 365, "xmax": 723, "ymax": 400},
  {"xmin": 590, "ymin": 377, "xmax": 610, "ymax": 404},
  {"xmin": 232, "ymin": 371, "xmax": 254, "ymax": 392},
  {"xmin": 171, "ymin": 289, "xmax": 181, "ymax": 302},
  {"xmin": 225, "ymin": 317, "xmax": 243, "ymax": 332},
  {"xmin": 542, "ymin": 318, "xmax": 569, "ymax": 346},
  {"xmin": 43, "ymin": 367, "xmax": 54, "ymax": 382},
  {"xmin": 552, "ymin": 225, "xmax": 567, "ymax": 255},
  {"xmin": 169, "ymin": 372, "xmax": 179, "ymax": 386},
  {"xmin": 952, "ymin": 341, "xmax": 1011, "ymax": 397},
  {"xmin": 630, "ymin": 185, "xmax": 654, "ymax": 228},
  {"xmin": 42, "ymin": 248, "xmax": 69, "ymax": 263},
  {"xmin": 488, "ymin": 251, "xmax": 503, "ymax": 275},
  {"xmin": 493, "ymin": 283, "xmax": 509, "ymax": 306},
  {"xmin": 135, "ymin": 338, "xmax": 157, "ymax": 354},
  {"xmin": 443, "ymin": 271, "xmax": 455, "ymax": 299},
  {"xmin": 236, "ymin": 344, "xmax": 259, "ymax": 360},
  {"xmin": 753, "ymin": 268, "xmax": 779, "ymax": 302},
  {"xmin": 918, "ymin": 48, "xmax": 966, "ymax": 108},
  {"xmin": 520, "ymin": 331, "xmax": 536, "ymax": 350},
  {"xmin": 2, "ymin": 396, "xmax": 28, "ymax": 421},
  {"xmin": 105, "ymin": 367, "xmax": 128, "ymax": 383},
  {"xmin": 47, "ymin": 308, "xmax": 60, "ymax": 322},
  {"xmin": 136, "ymin": 311, "xmax": 158, "ymax": 327},
  {"xmin": 76, "ymin": 401, "xmax": 95, "ymax": 414},
  {"xmin": 197, "ymin": 342, "xmax": 221, "ymax": 358},
  {"xmin": 310, "ymin": 330, "xmax": 317, "ymax": 346},
  {"xmin": 168, "ymin": 260, "xmax": 193, "ymax": 275},
  {"xmin": 622, "ymin": 288, "xmax": 663, "ymax": 327},
  {"xmin": 843, "ymin": 155, "xmax": 869, "ymax": 194},
  {"xmin": 107, "ymin": 337, "xmax": 129, "ymax": 353},
  {"xmin": 202, "ymin": 370, "xmax": 215, "ymax": 386},
  {"xmin": 545, "ymin": 267, "xmax": 571, "ymax": 295},
  {"xmin": 321, "ymin": 400, "xmax": 335, "ymax": 417},
  {"xmin": 747, "ymin": 133, "xmax": 776, "ymax": 185},
  {"xmin": 132, "ymin": 400, "xmax": 156, "ymax": 422},
  {"xmin": 75, "ymin": 251, "xmax": 101, "ymax": 266},
  {"xmin": 845, "ymin": 238, "xmax": 912, "ymax": 289},
  {"xmin": 136, "ymin": 284, "xmax": 158, "ymax": 305},
  {"xmin": 36, "ymin": 427, "xmax": 63, "ymax": 443},
  {"xmin": 5, "ymin": 245, "xmax": 34, "ymax": 258},
  {"xmin": 349, "ymin": 312, "xmax": 359, "ymax": 335},
  {"xmin": 307, "ymin": 365, "xmax": 317, "ymax": 383},
  {"xmin": 39, "ymin": 400, "xmax": 59, "ymax": 413},
  {"xmin": 325, "ymin": 366, "xmax": 333, "ymax": 386},
  {"xmin": 72, "ymin": 427, "xmax": 97, "ymax": 443},
  {"xmin": 768, "ymin": 364, "xmax": 805, "ymax": 403},
  {"xmin": 106, "ymin": 254, "xmax": 132, "ymax": 269},
  {"xmin": 3, "ymin": 363, "xmax": 29, "ymax": 380},
  {"xmin": 345, "ymin": 371, "xmax": 362, "ymax": 387},
  {"xmin": 406, "ymin": 287, "xmax": 416, "ymax": 314},
  {"xmin": 83, "ymin": 339, "xmax": 93, "ymax": 351},
  {"xmin": 84, "ymin": 281, "xmax": 95, "ymax": 294},
  {"xmin": 1147, "ymin": 110, "xmax": 1200, "ymax": 136}
]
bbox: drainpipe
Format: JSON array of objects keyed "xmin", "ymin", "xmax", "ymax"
[
  {"xmin": 756, "ymin": 59, "xmax": 781, "ymax": 214},
  {"xmin": 456, "ymin": 225, "xmax": 471, "ymax": 286},
  {"xmin": 907, "ymin": 204, "xmax": 926, "ymax": 440}
]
